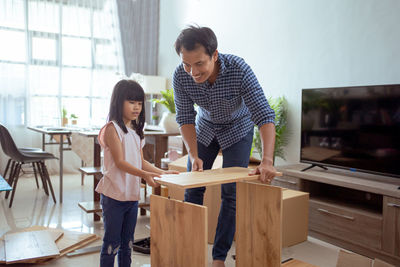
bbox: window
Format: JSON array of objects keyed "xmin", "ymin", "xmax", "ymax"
[{"xmin": 0, "ymin": 0, "xmax": 122, "ymax": 127}]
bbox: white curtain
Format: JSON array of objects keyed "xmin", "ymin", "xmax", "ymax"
[{"xmin": 0, "ymin": 0, "xmax": 123, "ymax": 174}]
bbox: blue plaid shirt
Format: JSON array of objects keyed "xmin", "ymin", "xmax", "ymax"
[{"xmin": 173, "ymin": 53, "xmax": 275, "ymax": 150}]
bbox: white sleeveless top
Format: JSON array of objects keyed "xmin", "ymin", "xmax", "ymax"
[{"xmin": 95, "ymin": 121, "xmax": 145, "ymax": 201}]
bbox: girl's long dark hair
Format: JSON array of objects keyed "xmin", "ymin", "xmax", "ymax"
[{"xmin": 107, "ymin": 79, "xmax": 145, "ymax": 139}]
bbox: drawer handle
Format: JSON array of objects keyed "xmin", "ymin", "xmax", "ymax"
[
  {"xmin": 387, "ymin": 203, "xmax": 400, "ymax": 208},
  {"xmin": 317, "ymin": 208, "xmax": 355, "ymax": 221},
  {"xmin": 274, "ymin": 178, "xmax": 297, "ymax": 185}
]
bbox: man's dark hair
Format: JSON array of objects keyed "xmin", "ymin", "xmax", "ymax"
[{"xmin": 174, "ymin": 25, "xmax": 218, "ymax": 57}]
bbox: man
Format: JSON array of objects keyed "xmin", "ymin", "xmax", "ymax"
[{"xmin": 173, "ymin": 25, "xmax": 277, "ymax": 267}]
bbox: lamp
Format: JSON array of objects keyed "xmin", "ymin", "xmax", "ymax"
[{"xmin": 129, "ymin": 73, "xmax": 167, "ymax": 125}]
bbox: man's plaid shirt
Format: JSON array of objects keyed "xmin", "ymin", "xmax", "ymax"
[{"xmin": 173, "ymin": 53, "xmax": 275, "ymax": 150}]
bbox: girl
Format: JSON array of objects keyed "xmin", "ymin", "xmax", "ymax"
[{"xmin": 95, "ymin": 79, "xmax": 178, "ymax": 267}]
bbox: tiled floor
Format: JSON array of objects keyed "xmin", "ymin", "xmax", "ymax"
[{"xmin": 0, "ymin": 173, "xmax": 342, "ymax": 266}]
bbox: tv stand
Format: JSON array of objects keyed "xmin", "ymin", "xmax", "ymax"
[
  {"xmin": 273, "ymin": 164, "xmax": 400, "ymax": 266},
  {"xmin": 300, "ymin": 164, "xmax": 328, "ymax": 172}
]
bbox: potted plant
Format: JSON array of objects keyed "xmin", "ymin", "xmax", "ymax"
[
  {"xmin": 251, "ymin": 96, "xmax": 290, "ymax": 163},
  {"xmin": 70, "ymin": 114, "xmax": 78, "ymax": 125},
  {"xmin": 62, "ymin": 107, "xmax": 68, "ymax": 126},
  {"xmin": 152, "ymin": 89, "xmax": 179, "ymax": 133}
]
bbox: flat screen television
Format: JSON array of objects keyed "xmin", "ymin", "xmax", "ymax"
[{"xmin": 300, "ymin": 84, "xmax": 400, "ymax": 178}]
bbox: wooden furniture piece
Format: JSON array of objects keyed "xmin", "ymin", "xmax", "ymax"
[
  {"xmin": 150, "ymin": 195, "xmax": 208, "ymax": 267},
  {"xmin": 282, "ymin": 259, "xmax": 318, "ymax": 267},
  {"xmin": 277, "ymin": 164, "xmax": 400, "ymax": 266},
  {"xmin": 152, "ymin": 167, "xmax": 283, "ymax": 267},
  {"xmin": 4, "ymin": 230, "xmax": 59, "ymax": 264}
]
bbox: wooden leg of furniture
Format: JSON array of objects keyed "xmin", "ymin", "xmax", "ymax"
[
  {"xmin": 153, "ymin": 136, "xmax": 168, "ymax": 196},
  {"xmin": 93, "ymin": 141, "xmax": 101, "ymax": 221},
  {"xmin": 236, "ymin": 182, "xmax": 282, "ymax": 267},
  {"xmin": 150, "ymin": 195, "xmax": 207, "ymax": 267}
]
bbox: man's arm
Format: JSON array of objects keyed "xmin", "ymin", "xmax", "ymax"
[
  {"xmin": 179, "ymin": 124, "xmax": 203, "ymax": 171},
  {"xmin": 248, "ymin": 123, "xmax": 278, "ymax": 183},
  {"xmin": 173, "ymin": 68, "xmax": 203, "ymax": 171},
  {"xmin": 239, "ymin": 60, "xmax": 277, "ymax": 182}
]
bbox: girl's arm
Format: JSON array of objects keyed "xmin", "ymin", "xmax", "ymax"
[{"xmin": 104, "ymin": 123, "xmax": 160, "ymax": 187}]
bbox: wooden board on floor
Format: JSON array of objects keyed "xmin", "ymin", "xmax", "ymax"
[
  {"xmin": 150, "ymin": 195, "xmax": 208, "ymax": 267},
  {"xmin": 236, "ymin": 182, "xmax": 282, "ymax": 267},
  {"xmin": 282, "ymin": 258, "xmax": 319, "ymax": 267},
  {"xmin": 155, "ymin": 167, "xmax": 260, "ymax": 189},
  {"xmin": 5, "ymin": 230, "xmax": 60, "ymax": 264},
  {"xmin": 78, "ymin": 201, "xmax": 102, "ymax": 213},
  {"xmin": 0, "ymin": 239, "xmax": 5, "ymax": 264},
  {"xmin": 19, "ymin": 226, "xmax": 64, "ymax": 242},
  {"xmin": 59, "ymin": 235, "xmax": 100, "ymax": 257},
  {"xmin": 56, "ymin": 229, "xmax": 98, "ymax": 254}
]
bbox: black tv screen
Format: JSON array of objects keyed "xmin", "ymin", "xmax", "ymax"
[{"xmin": 301, "ymin": 84, "xmax": 400, "ymax": 178}]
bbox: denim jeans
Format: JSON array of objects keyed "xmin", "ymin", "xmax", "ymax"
[
  {"xmin": 100, "ymin": 194, "xmax": 139, "ymax": 267},
  {"xmin": 184, "ymin": 129, "xmax": 253, "ymax": 261}
]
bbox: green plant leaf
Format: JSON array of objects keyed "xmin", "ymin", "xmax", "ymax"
[
  {"xmin": 252, "ymin": 96, "xmax": 290, "ymax": 161},
  {"xmin": 151, "ymin": 88, "xmax": 176, "ymax": 113}
]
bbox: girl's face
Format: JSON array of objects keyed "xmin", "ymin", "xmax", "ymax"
[{"xmin": 122, "ymin": 100, "xmax": 143, "ymax": 124}]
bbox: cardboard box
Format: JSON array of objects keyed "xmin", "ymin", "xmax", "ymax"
[
  {"xmin": 167, "ymin": 155, "xmax": 309, "ymax": 247},
  {"xmin": 336, "ymin": 250, "xmax": 395, "ymax": 267},
  {"xmin": 282, "ymin": 188, "xmax": 309, "ymax": 247}
]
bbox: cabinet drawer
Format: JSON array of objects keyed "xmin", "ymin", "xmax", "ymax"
[
  {"xmin": 309, "ymin": 199, "xmax": 382, "ymax": 249},
  {"xmin": 271, "ymin": 175, "xmax": 300, "ymax": 190},
  {"xmin": 382, "ymin": 196, "xmax": 400, "ymax": 256}
]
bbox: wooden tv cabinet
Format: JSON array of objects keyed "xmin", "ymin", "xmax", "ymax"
[{"xmin": 274, "ymin": 164, "xmax": 400, "ymax": 265}]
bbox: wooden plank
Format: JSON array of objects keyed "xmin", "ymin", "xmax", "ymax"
[
  {"xmin": 59, "ymin": 235, "xmax": 100, "ymax": 257},
  {"xmin": 155, "ymin": 167, "xmax": 263, "ymax": 189},
  {"xmin": 5, "ymin": 230, "xmax": 60, "ymax": 264},
  {"xmin": 19, "ymin": 226, "xmax": 64, "ymax": 242},
  {"xmin": 236, "ymin": 182, "xmax": 282, "ymax": 267},
  {"xmin": 66, "ymin": 245, "xmax": 101, "ymax": 257},
  {"xmin": 282, "ymin": 258, "xmax": 319, "ymax": 267},
  {"xmin": 78, "ymin": 201, "xmax": 102, "ymax": 213},
  {"xmin": 56, "ymin": 229, "xmax": 98, "ymax": 254},
  {"xmin": 0, "ymin": 239, "xmax": 5, "ymax": 264},
  {"xmin": 79, "ymin": 166, "xmax": 102, "ymax": 175},
  {"xmin": 150, "ymin": 195, "xmax": 207, "ymax": 267}
]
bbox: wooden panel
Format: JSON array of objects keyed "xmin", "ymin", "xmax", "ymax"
[
  {"xmin": 78, "ymin": 201, "xmax": 102, "ymax": 213},
  {"xmin": 155, "ymin": 167, "xmax": 261, "ymax": 189},
  {"xmin": 79, "ymin": 166, "xmax": 102, "ymax": 175},
  {"xmin": 236, "ymin": 182, "xmax": 282, "ymax": 267},
  {"xmin": 271, "ymin": 175, "xmax": 301, "ymax": 190},
  {"xmin": 0, "ymin": 239, "xmax": 5, "ymax": 264},
  {"xmin": 382, "ymin": 196, "xmax": 400, "ymax": 256},
  {"xmin": 5, "ymin": 230, "xmax": 60, "ymax": 264},
  {"xmin": 282, "ymin": 258, "xmax": 318, "ymax": 267},
  {"xmin": 309, "ymin": 199, "xmax": 382, "ymax": 249},
  {"xmin": 150, "ymin": 195, "xmax": 207, "ymax": 267},
  {"xmin": 56, "ymin": 230, "xmax": 98, "ymax": 254}
]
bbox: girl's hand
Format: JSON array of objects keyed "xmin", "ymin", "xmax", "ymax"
[
  {"xmin": 162, "ymin": 170, "xmax": 180, "ymax": 175},
  {"xmin": 142, "ymin": 171, "xmax": 161, "ymax": 187}
]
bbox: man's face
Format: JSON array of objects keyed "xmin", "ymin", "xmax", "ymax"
[{"xmin": 180, "ymin": 45, "xmax": 218, "ymax": 84}]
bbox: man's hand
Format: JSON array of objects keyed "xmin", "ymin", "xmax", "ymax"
[
  {"xmin": 142, "ymin": 171, "xmax": 161, "ymax": 187},
  {"xmin": 191, "ymin": 157, "xmax": 204, "ymax": 172},
  {"xmin": 249, "ymin": 162, "xmax": 277, "ymax": 184}
]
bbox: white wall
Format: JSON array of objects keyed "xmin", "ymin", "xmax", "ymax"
[{"xmin": 158, "ymin": 0, "xmax": 400, "ymax": 165}]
